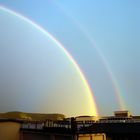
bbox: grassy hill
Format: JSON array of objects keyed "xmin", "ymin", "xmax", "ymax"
[{"xmin": 0, "ymin": 111, "xmax": 65, "ymax": 121}]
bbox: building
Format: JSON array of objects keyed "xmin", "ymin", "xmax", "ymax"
[
  {"xmin": 114, "ymin": 110, "xmax": 132, "ymax": 118},
  {"xmin": 1, "ymin": 111, "xmax": 140, "ymax": 140}
]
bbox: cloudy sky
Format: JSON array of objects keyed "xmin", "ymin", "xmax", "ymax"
[{"xmin": 0, "ymin": 0, "xmax": 140, "ymax": 116}]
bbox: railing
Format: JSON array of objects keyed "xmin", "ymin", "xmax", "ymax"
[
  {"xmin": 21, "ymin": 121, "xmax": 45, "ymax": 130},
  {"xmin": 20, "ymin": 118, "xmax": 140, "ymax": 132}
]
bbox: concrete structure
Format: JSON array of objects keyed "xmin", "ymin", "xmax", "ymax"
[
  {"xmin": 0, "ymin": 119, "xmax": 105, "ymax": 140},
  {"xmin": 114, "ymin": 110, "xmax": 132, "ymax": 118},
  {"xmin": 0, "ymin": 120, "xmax": 21, "ymax": 140},
  {"xmin": 1, "ymin": 111, "xmax": 140, "ymax": 140},
  {"xmin": 77, "ymin": 134, "xmax": 106, "ymax": 140},
  {"xmin": 75, "ymin": 116, "xmax": 99, "ymax": 122}
]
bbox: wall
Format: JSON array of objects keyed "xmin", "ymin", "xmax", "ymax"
[
  {"xmin": 78, "ymin": 134, "xmax": 106, "ymax": 140},
  {"xmin": 21, "ymin": 132, "xmax": 48, "ymax": 140},
  {"xmin": 0, "ymin": 122, "xmax": 20, "ymax": 140},
  {"xmin": 21, "ymin": 132, "xmax": 73, "ymax": 140}
]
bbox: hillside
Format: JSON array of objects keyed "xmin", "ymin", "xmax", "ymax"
[{"xmin": 0, "ymin": 111, "xmax": 65, "ymax": 121}]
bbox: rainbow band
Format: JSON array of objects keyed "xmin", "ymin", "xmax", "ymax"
[
  {"xmin": 54, "ymin": 4, "xmax": 126, "ymax": 111},
  {"xmin": 50, "ymin": 1, "xmax": 126, "ymax": 112},
  {"xmin": 0, "ymin": 6, "xmax": 98, "ymax": 116},
  {"xmin": 79, "ymin": 28, "xmax": 126, "ymax": 111}
]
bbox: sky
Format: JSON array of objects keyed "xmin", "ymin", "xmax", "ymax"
[{"xmin": 0, "ymin": 0, "xmax": 140, "ymax": 116}]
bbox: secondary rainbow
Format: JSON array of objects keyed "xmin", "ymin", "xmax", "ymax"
[
  {"xmin": 0, "ymin": 6, "xmax": 98, "ymax": 116},
  {"xmin": 77, "ymin": 25, "xmax": 126, "ymax": 111},
  {"xmin": 54, "ymin": 2, "xmax": 126, "ymax": 111}
]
